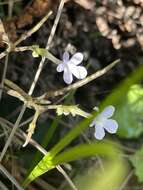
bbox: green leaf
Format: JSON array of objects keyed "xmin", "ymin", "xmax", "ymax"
[
  {"xmin": 130, "ymin": 147, "xmax": 143, "ymax": 182},
  {"xmin": 23, "ymin": 142, "xmax": 121, "ymax": 187},
  {"xmin": 22, "ymin": 152, "xmax": 55, "ymax": 187},
  {"xmin": 128, "ymin": 85, "xmax": 143, "ymax": 113},
  {"xmin": 114, "ymin": 84, "xmax": 143, "ymax": 138},
  {"xmin": 52, "ymin": 142, "xmax": 119, "ymax": 165},
  {"xmin": 100, "ymin": 64, "xmax": 143, "ymax": 138}
]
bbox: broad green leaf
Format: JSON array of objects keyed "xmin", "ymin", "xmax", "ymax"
[
  {"xmin": 114, "ymin": 84, "xmax": 143, "ymax": 138},
  {"xmin": 130, "ymin": 147, "xmax": 143, "ymax": 182}
]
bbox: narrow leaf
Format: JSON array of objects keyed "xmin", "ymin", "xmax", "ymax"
[{"xmin": 23, "ymin": 142, "xmax": 120, "ymax": 187}]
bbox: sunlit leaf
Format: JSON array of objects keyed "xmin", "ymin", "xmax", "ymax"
[
  {"xmin": 23, "ymin": 142, "xmax": 122, "ymax": 187},
  {"xmin": 115, "ymin": 84, "xmax": 143, "ymax": 138},
  {"xmin": 130, "ymin": 147, "xmax": 143, "ymax": 182},
  {"xmin": 128, "ymin": 85, "xmax": 143, "ymax": 113}
]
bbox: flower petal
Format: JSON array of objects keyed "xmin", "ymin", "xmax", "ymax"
[
  {"xmin": 100, "ymin": 105, "xmax": 115, "ymax": 119},
  {"xmin": 63, "ymin": 52, "xmax": 69, "ymax": 63},
  {"xmin": 75, "ymin": 66, "xmax": 87, "ymax": 79},
  {"xmin": 57, "ymin": 63, "xmax": 64, "ymax": 72},
  {"xmin": 69, "ymin": 64, "xmax": 87, "ymax": 79},
  {"xmin": 103, "ymin": 119, "xmax": 118, "ymax": 134},
  {"xmin": 69, "ymin": 52, "xmax": 84, "ymax": 65},
  {"xmin": 94, "ymin": 124, "xmax": 105, "ymax": 140},
  {"xmin": 63, "ymin": 68, "xmax": 73, "ymax": 84}
]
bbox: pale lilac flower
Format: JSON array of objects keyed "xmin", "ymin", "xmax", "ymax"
[
  {"xmin": 90, "ymin": 105, "xmax": 118, "ymax": 140},
  {"xmin": 56, "ymin": 52, "xmax": 87, "ymax": 84}
]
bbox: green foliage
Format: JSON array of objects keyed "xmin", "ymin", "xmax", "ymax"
[
  {"xmin": 23, "ymin": 142, "xmax": 122, "ymax": 187},
  {"xmin": 74, "ymin": 159, "xmax": 127, "ymax": 190},
  {"xmin": 99, "ymin": 63, "xmax": 143, "ymax": 138},
  {"xmin": 128, "ymin": 85, "xmax": 143, "ymax": 113},
  {"xmin": 115, "ymin": 84, "xmax": 143, "ymax": 138},
  {"xmin": 101, "ymin": 64, "xmax": 143, "ymax": 108},
  {"xmin": 130, "ymin": 147, "xmax": 143, "ymax": 182}
]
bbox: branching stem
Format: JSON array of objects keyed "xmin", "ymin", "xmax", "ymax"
[{"xmin": 40, "ymin": 59, "xmax": 120, "ymax": 99}]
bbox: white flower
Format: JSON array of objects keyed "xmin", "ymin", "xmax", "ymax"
[
  {"xmin": 90, "ymin": 105, "xmax": 118, "ymax": 140},
  {"xmin": 56, "ymin": 52, "xmax": 87, "ymax": 84}
]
